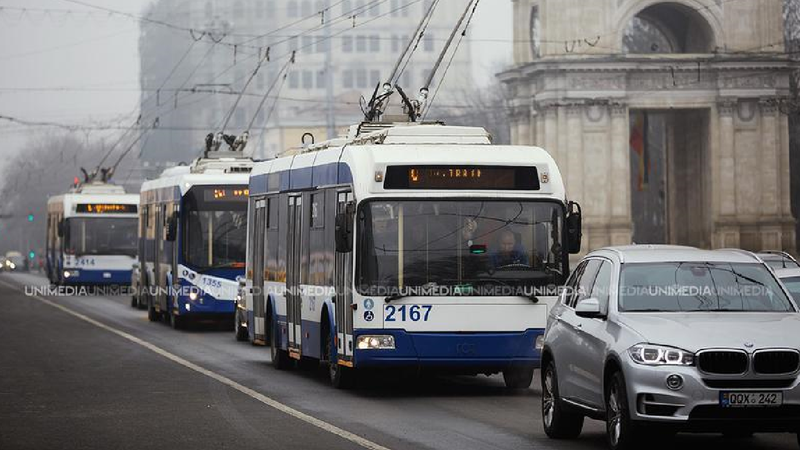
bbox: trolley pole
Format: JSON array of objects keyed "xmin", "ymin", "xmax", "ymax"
[{"xmin": 324, "ymin": 0, "xmax": 336, "ymax": 139}]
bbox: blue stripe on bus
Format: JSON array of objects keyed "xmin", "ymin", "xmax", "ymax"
[
  {"xmin": 352, "ymin": 329, "xmax": 544, "ymax": 369},
  {"xmin": 250, "ymin": 162, "xmax": 353, "ymax": 195}
]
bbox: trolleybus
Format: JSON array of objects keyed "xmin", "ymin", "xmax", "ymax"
[
  {"xmin": 46, "ymin": 182, "xmax": 139, "ymax": 285},
  {"xmin": 240, "ymin": 123, "xmax": 582, "ymax": 388},
  {"xmin": 138, "ymin": 146, "xmax": 253, "ymax": 329}
]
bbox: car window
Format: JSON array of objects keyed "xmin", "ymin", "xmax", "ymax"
[
  {"xmin": 571, "ymin": 259, "xmax": 601, "ymax": 308},
  {"xmin": 781, "ymin": 276, "xmax": 800, "ymax": 303},
  {"xmin": 591, "ymin": 261, "xmax": 613, "ymax": 314},
  {"xmin": 619, "ymin": 262, "xmax": 796, "ymax": 312},
  {"xmin": 562, "ymin": 261, "xmax": 586, "ymax": 307}
]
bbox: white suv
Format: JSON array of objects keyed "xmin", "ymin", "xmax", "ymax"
[{"xmin": 541, "ymin": 245, "xmax": 800, "ymax": 450}]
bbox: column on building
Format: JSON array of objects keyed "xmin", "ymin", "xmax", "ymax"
[
  {"xmin": 713, "ymin": 99, "xmax": 739, "ymax": 249},
  {"xmin": 609, "ymin": 102, "xmax": 633, "ymax": 245}
]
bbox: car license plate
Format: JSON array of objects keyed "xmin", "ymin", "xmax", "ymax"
[{"xmin": 720, "ymin": 391, "xmax": 783, "ymax": 408}]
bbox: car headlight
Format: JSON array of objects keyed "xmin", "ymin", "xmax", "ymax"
[
  {"xmin": 8, "ymin": 263, "xmax": 15, "ymax": 269},
  {"xmin": 356, "ymin": 335, "xmax": 395, "ymax": 350},
  {"xmin": 628, "ymin": 344, "xmax": 694, "ymax": 366}
]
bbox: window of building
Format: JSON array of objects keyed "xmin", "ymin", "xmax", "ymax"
[
  {"xmin": 265, "ymin": 0, "xmax": 275, "ymax": 17},
  {"xmin": 369, "ymin": 35, "xmax": 380, "ymax": 52},
  {"xmin": 302, "ymin": 35, "xmax": 313, "ymax": 50},
  {"xmin": 369, "ymin": 2, "xmax": 379, "ymax": 16},
  {"xmin": 370, "ymin": 70, "xmax": 381, "ymax": 86},
  {"xmin": 356, "ymin": 35, "xmax": 367, "ymax": 52},
  {"xmin": 317, "ymin": 70, "xmax": 327, "ymax": 88},
  {"xmin": 390, "ymin": 0, "xmax": 399, "ymax": 16},
  {"xmin": 343, "ymin": 69, "xmax": 354, "ymax": 89},
  {"xmin": 205, "ymin": 2, "xmax": 213, "ymax": 19},
  {"xmin": 288, "ymin": 0, "xmax": 299, "ymax": 18},
  {"xmin": 342, "ymin": 0, "xmax": 352, "ymax": 14},
  {"xmin": 302, "ymin": 70, "xmax": 313, "ymax": 89},
  {"xmin": 301, "ymin": 0, "xmax": 312, "ymax": 17},
  {"xmin": 423, "ymin": 34, "xmax": 434, "ymax": 52},
  {"xmin": 391, "ymin": 34, "xmax": 400, "ymax": 53},
  {"xmin": 288, "ymin": 71, "xmax": 299, "ymax": 89},
  {"xmin": 233, "ymin": 0, "xmax": 244, "ymax": 18},
  {"xmin": 530, "ymin": 6, "xmax": 541, "ymax": 58},
  {"xmin": 356, "ymin": 68, "xmax": 367, "ymax": 88},
  {"xmin": 342, "ymin": 35, "xmax": 353, "ymax": 52}
]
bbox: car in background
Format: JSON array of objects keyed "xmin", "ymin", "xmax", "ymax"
[
  {"xmin": 776, "ymin": 268, "xmax": 800, "ymax": 303},
  {"xmin": 2, "ymin": 251, "xmax": 26, "ymax": 272},
  {"xmin": 541, "ymin": 245, "xmax": 800, "ymax": 450},
  {"xmin": 757, "ymin": 251, "xmax": 800, "ymax": 271}
]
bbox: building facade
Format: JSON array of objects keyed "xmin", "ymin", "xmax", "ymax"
[
  {"xmin": 499, "ymin": 0, "xmax": 797, "ymax": 254},
  {"xmin": 138, "ymin": 0, "xmax": 473, "ymax": 166}
]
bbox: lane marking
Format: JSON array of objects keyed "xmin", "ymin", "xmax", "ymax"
[{"xmin": 0, "ymin": 279, "xmax": 392, "ymax": 450}]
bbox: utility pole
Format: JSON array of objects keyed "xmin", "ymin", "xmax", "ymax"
[{"xmin": 324, "ymin": 0, "xmax": 336, "ymax": 139}]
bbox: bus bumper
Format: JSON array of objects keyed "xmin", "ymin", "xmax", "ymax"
[
  {"xmin": 173, "ymin": 294, "xmax": 236, "ymax": 315},
  {"xmin": 62, "ymin": 269, "xmax": 132, "ymax": 285},
  {"xmin": 352, "ymin": 329, "xmax": 543, "ymax": 372}
]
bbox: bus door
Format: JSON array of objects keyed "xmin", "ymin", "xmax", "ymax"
[
  {"xmin": 286, "ymin": 195, "xmax": 303, "ymax": 359},
  {"xmin": 154, "ymin": 203, "xmax": 165, "ymax": 312},
  {"xmin": 252, "ymin": 198, "xmax": 267, "ymax": 342},
  {"xmin": 334, "ymin": 191, "xmax": 355, "ymax": 365}
]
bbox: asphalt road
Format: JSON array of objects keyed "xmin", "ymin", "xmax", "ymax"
[{"xmin": 0, "ymin": 272, "xmax": 797, "ymax": 450}]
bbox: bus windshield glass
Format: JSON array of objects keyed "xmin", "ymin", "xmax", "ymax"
[
  {"xmin": 183, "ymin": 185, "xmax": 248, "ymax": 270},
  {"xmin": 357, "ymin": 200, "xmax": 566, "ymax": 297},
  {"xmin": 66, "ymin": 217, "xmax": 137, "ymax": 256}
]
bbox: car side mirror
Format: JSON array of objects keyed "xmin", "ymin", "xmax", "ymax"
[
  {"xmin": 335, "ymin": 203, "xmax": 355, "ymax": 253},
  {"xmin": 575, "ymin": 297, "xmax": 603, "ymax": 319},
  {"xmin": 566, "ymin": 201, "xmax": 582, "ymax": 254}
]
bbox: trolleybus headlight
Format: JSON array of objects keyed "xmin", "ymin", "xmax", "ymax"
[
  {"xmin": 63, "ymin": 270, "xmax": 80, "ymax": 278},
  {"xmin": 8, "ymin": 263, "xmax": 15, "ymax": 270},
  {"xmin": 356, "ymin": 335, "xmax": 395, "ymax": 350},
  {"xmin": 188, "ymin": 289, "xmax": 200, "ymax": 301}
]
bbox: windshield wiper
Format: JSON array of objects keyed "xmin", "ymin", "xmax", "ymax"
[{"xmin": 384, "ymin": 294, "xmax": 405, "ymax": 303}]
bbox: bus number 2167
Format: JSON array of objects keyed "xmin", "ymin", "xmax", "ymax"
[{"xmin": 385, "ymin": 305, "xmax": 433, "ymax": 322}]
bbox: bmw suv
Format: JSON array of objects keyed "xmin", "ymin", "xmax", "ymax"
[{"xmin": 540, "ymin": 245, "xmax": 800, "ymax": 449}]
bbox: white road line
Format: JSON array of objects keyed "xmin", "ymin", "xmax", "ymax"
[{"xmin": 0, "ymin": 279, "xmax": 393, "ymax": 450}]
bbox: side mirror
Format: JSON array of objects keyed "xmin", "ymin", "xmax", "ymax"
[
  {"xmin": 335, "ymin": 203, "xmax": 355, "ymax": 253},
  {"xmin": 165, "ymin": 212, "xmax": 178, "ymax": 242},
  {"xmin": 575, "ymin": 297, "xmax": 603, "ymax": 319},
  {"xmin": 566, "ymin": 201, "xmax": 582, "ymax": 254}
]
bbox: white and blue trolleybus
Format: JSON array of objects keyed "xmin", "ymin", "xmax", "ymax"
[
  {"xmin": 46, "ymin": 182, "xmax": 140, "ymax": 285},
  {"xmin": 241, "ymin": 123, "xmax": 582, "ymax": 388},
  {"xmin": 138, "ymin": 143, "xmax": 253, "ymax": 328}
]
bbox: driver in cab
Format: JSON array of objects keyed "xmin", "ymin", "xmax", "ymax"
[{"xmin": 490, "ymin": 230, "xmax": 529, "ymax": 270}]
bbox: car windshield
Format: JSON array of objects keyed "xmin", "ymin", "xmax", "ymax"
[
  {"xmin": 357, "ymin": 200, "xmax": 567, "ymax": 297},
  {"xmin": 183, "ymin": 185, "xmax": 247, "ymax": 270},
  {"xmin": 619, "ymin": 262, "xmax": 796, "ymax": 312},
  {"xmin": 781, "ymin": 277, "xmax": 800, "ymax": 303},
  {"xmin": 66, "ymin": 217, "xmax": 137, "ymax": 256}
]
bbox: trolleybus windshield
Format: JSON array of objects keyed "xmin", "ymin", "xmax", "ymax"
[
  {"xmin": 183, "ymin": 185, "xmax": 247, "ymax": 270},
  {"xmin": 66, "ymin": 217, "xmax": 137, "ymax": 256},
  {"xmin": 357, "ymin": 200, "xmax": 566, "ymax": 297}
]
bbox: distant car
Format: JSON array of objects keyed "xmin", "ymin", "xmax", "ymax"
[
  {"xmin": 541, "ymin": 245, "xmax": 800, "ymax": 450},
  {"xmin": 775, "ymin": 268, "xmax": 800, "ymax": 303},
  {"xmin": 2, "ymin": 251, "xmax": 26, "ymax": 272},
  {"xmin": 756, "ymin": 251, "xmax": 800, "ymax": 271}
]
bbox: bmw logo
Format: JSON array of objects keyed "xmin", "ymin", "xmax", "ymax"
[{"xmin": 744, "ymin": 342, "xmax": 754, "ymax": 348}]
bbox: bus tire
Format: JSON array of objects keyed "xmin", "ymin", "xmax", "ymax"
[
  {"xmin": 170, "ymin": 312, "xmax": 185, "ymax": 330},
  {"xmin": 234, "ymin": 309, "xmax": 249, "ymax": 342},
  {"xmin": 147, "ymin": 301, "xmax": 160, "ymax": 322},
  {"xmin": 270, "ymin": 315, "xmax": 291, "ymax": 370},
  {"xmin": 503, "ymin": 365, "xmax": 534, "ymax": 389},
  {"xmin": 325, "ymin": 329, "xmax": 354, "ymax": 389},
  {"xmin": 130, "ymin": 294, "xmax": 138, "ymax": 308}
]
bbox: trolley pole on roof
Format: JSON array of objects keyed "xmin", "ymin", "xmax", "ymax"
[{"xmin": 323, "ymin": 0, "xmax": 336, "ymax": 139}]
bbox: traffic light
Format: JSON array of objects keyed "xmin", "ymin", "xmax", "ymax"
[
  {"xmin": 28, "ymin": 251, "xmax": 35, "ymax": 259},
  {"xmin": 27, "ymin": 213, "xmax": 34, "ymax": 222}
]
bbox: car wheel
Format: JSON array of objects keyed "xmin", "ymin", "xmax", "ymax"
[
  {"xmin": 541, "ymin": 360, "xmax": 584, "ymax": 439},
  {"xmin": 606, "ymin": 371, "xmax": 640, "ymax": 450},
  {"xmin": 147, "ymin": 299, "xmax": 160, "ymax": 322},
  {"xmin": 234, "ymin": 310, "xmax": 249, "ymax": 342},
  {"xmin": 270, "ymin": 315, "xmax": 291, "ymax": 370},
  {"xmin": 503, "ymin": 365, "xmax": 534, "ymax": 389}
]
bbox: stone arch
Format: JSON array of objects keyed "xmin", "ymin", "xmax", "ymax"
[{"xmin": 615, "ymin": 0, "xmax": 724, "ymax": 54}]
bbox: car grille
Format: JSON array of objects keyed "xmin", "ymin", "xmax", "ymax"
[
  {"xmin": 698, "ymin": 351, "xmax": 748, "ymax": 375},
  {"xmin": 703, "ymin": 378, "xmax": 796, "ymax": 389},
  {"xmin": 753, "ymin": 350, "xmax": 800, "ymax": 375}
]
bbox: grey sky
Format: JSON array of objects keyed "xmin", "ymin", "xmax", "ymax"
[{"xmin": 0, "ymin": 0, "xmax": 511, "ymax": 158}]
